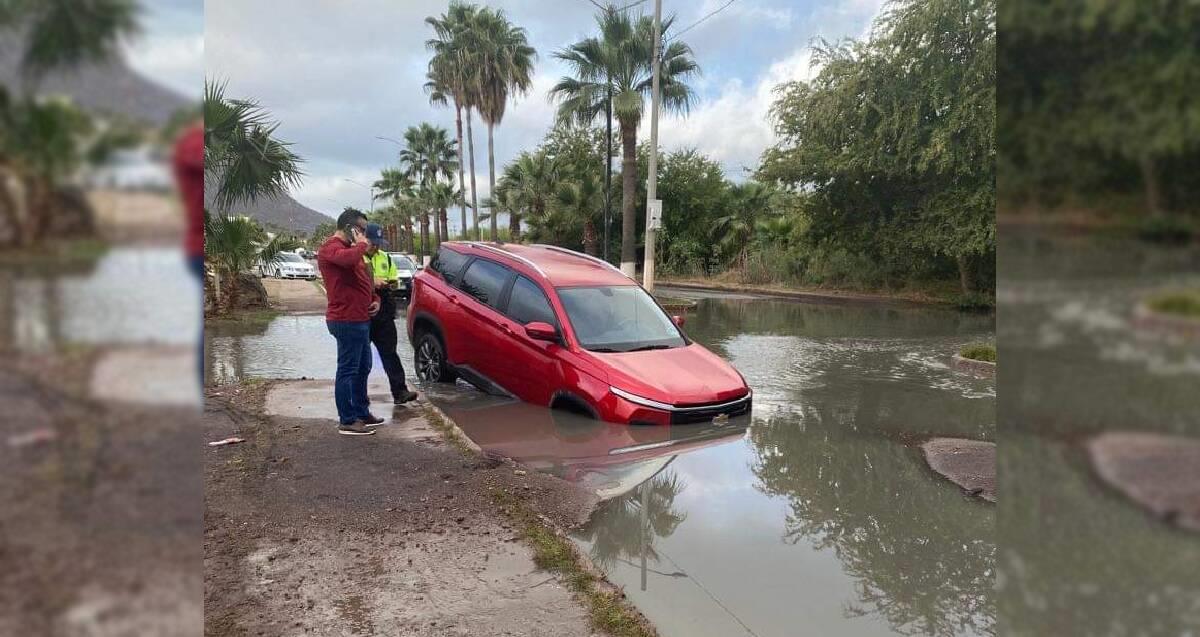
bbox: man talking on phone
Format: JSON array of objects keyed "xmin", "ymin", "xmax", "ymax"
[{"xmin": 316, "ymin": 207, "xmax": 384, "ymax": 436}]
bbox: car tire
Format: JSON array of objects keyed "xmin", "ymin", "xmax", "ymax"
[{"xmin": 414, "ymin": 331, "xmax": 456, "ymax": 383}]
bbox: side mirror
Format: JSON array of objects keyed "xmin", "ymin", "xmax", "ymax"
[
  {"xmin": 524, "ymin": 321, "xmax": 559, "ymax": 342},
  {"xmin": 672, "ymin": 315, "xmax": 686, "ymax": 327}
]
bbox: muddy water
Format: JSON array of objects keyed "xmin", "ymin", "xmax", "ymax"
[
  {"xmin": 0, "ymin": 246, "xmax": 199, "ymax": 351},
  {"xmin": 208, "ymin": 290, "xmax": 996, "ymax": 636},
  {"xmin": 998, "ymin": 232, "xmax": 1200, "ymax": 636}
]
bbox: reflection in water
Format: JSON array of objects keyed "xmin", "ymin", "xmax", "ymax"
[
  {"xmin": 999, "ymin": 232, "xmax": 1200, "ymax": 636},
  {"xmin": 206, "ymin": 287, "xmax": 995, "ymax": 636}
]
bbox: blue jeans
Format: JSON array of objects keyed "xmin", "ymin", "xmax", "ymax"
[
  {"xmin": 326, "ymin": 320, "xmax": 373, "ymax": 424},
  {"xmin": 187, "ymin": 255, "xmax": 205, "ymax": 390}
]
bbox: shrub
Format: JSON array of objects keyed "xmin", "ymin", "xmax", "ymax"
[
  {"xmin": 1147, "ymin": 291, "xmax": 1200, "ymax": 318},
  {"xmin": 959, "ymin": 343, "xmax": 996, "ymax": 363}
]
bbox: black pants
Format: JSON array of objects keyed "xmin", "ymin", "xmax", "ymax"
[{"xmin": 369, "ymin": 310, "xmax": 409, "ymax": 400}]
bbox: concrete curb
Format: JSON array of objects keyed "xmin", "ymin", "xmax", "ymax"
[
  {"xmin": 657, "ymin": 279, "xmax": 934, "ymax": 308},
  {"xmin": 951, "ymin": 354, "xmax": 996, "ymax": 377}
]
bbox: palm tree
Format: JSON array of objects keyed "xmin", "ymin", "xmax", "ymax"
[
  {"xmin": 714, "ymin": 182, "xmax": 775, "ymax": 269},
  {"xmin": 550, "ymin": 10, "xmax": 699, "ymax": 274},
  {"xmin": 426, "ymin": 182, "xmax": 461, "ymax": 250},
  {"xmin": 426, "ymin": 2, "xmax": 480, "ymax": 241},
  {"xmin": 0, "ymin": 0, "xmax": 139, "ymax": 85},
  {"xmin": 203, "ymin": 80, "xmax": 304, "ymax": 211},
  {"xmin": 204, "ymin": 214, "xmax": 297, "ymax": 309},
  {"xmin": 554, "ymin": 170, "xmax": 604, "ymax": 256},
  {"xmin": 373, "ymin": 168, "xmax": 416, "ymax": 252},
  {"xmin": 397, "ymin": 123, "xmax": 457, "ymax": 249},
  {"xmin": 465, "ymin": 7, "xmax": 535, "ymax": 241},
  {"xmin": 497, "ymin": 151, "xmax": 557, "ymax": 242}
]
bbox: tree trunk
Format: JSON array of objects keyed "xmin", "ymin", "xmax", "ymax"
[
  {"xmin": 487, "ymin": 122, "xmax": 497, "ymax": 241},
  {"xmin": 466, "ymin": 109, "xmax": 480, "ymax": 240},
  {"xmin": 0, "ymin": 167, "xmax": 27, "ymax": 247},
  {"xmin": 1140, "ymin": 154, "xmax": 1163, "ymax": 216},
  {"xmin": 404, "ymin": 217, "xmax": 414, "ymax": 254},
  {"xmin": 582, "ymin": 220, "xmax": 598, "ymax": 256},
  {"xmin": 419, "ymin": 215, "xmax": 430, "ymax": 264},
  {"xmin": 455, "ymin": 102, "xmax": 468, "ymax": 241},
  {"xmin": 619, "ymin": 122, "xmax": 638, "ymax": 276},
  {"xmin": 440, "ymin": 207, "xmax": 449, "ymax": 241},
  {"xmin": 956, "ymin": 254, "xmax": 974, "ymax": 295},
  {"xmin": 509, "ymin": 210, "xmax": 521, "ymax": 242},
  {"xmin": 432, "ymin": 206, "xmax": 442, "ymax": 248}
]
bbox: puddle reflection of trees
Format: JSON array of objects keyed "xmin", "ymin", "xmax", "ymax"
[
  {"xmin": 751, "ymin": 410, "xmax": 996, "ymax": 637},
  {"xmin": 576, "ymin": 472, "xmax": 688, "ymax": 580}
]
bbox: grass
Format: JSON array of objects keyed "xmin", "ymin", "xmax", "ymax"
[
  {"xmin": 1147, "ymin": 291, "xmax": 1200, "ymax": 319},
  {"xmin": 492, "ymin": 490, "xmax": 656, "ymax": 637},
  {"xmin": 959, "ymin": 343, "xmax": 996, "ymax": 363},
  {"xmin": 205, "ymin": 308, "xmax": 280, "ymax": 328},
  {"xmin": 421, "ymin": 404, "xmax": 476, "ymax": 456}
]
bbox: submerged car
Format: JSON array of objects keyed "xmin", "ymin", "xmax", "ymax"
[{"xmin": 407, "ymin": 242, "xmax": 752, "ymax": 425}]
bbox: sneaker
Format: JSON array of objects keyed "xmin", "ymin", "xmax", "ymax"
[
  {"xmin": 393, "ymin": 390, "xmax": 419, "ymax": 405},
  {"xmin": 337, "ymin": 423, "xmax": 376, "ymax": 436},
  {"xmin": 361, "ymin": 414, "xmax": 385, "ymax": 425}
]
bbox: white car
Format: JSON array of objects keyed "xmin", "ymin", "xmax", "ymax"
[{"xmin": 263, "ymin": 252, "xmax": 317, "ymax": 279}]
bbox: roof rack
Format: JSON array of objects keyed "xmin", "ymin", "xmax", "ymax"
[
  {"xmin": 529, "ymin": 244, "xmax": 629, "ymax": 278},
  {"xmin": 468, "ymin": 242, "xmax": 547, "ymax": 277}
]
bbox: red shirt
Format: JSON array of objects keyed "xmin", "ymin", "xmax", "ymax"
[
  {"xmin": 172, "ymin": 124, "xmax": 204, "ymax": 257},
  {"xmin": 317, "ymin": 235, "xmax": 379, "ymax": 322}
]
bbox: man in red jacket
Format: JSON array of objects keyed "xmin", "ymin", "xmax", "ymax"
[
  {"xmin": 317, "ymin": 208, "xmax": 383, "ymax": 436},
  {"xmin": 172, "ymin": 122, "xmax": 204, "ymax": 392}
]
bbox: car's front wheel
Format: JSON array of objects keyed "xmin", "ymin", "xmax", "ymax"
[{"xmin": 414, "ymin": 331, "xmax": 456, "ymax": 383}]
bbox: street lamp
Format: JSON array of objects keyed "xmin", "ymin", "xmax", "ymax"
[{"xmin": 343, "ymin": 178, "xmax": 375, "ymax": 214}]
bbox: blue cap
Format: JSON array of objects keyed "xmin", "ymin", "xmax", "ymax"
[{"xmin": 365, "ymin": 223, "xmax": 388, "ymax": 249}]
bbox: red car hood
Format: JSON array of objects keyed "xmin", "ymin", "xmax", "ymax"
[{"xmin": 595, "ymin": 343, "xmax": 749, "ymax": 405}]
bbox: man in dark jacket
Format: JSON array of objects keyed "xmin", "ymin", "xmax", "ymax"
[
  {"xmin": 316, "ymin": 208, "xmax": 383, "ymax": 436},
  {"xmin": 363, "ymin": 223, "xmax": 419, "ymax": 405}
]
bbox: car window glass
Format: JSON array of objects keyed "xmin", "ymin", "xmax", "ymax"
[
  {"xmin": 506, "ymin": 276, "xmax": 557, "ymax": 327},
  {"xmin": 429, "ymin": 247, "xmax": 467, "ymax": 284},
  {"xmin": 458, "ymin": 259, "xmax": 511, "ymax": 308}
]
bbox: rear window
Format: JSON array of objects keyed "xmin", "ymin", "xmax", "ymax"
[
  {"xmin": 506, "ymin": 276, "xmax": 557, "ymax": 327},
  {"xmin": 429, "ymin": 247, "xmax": 468, "ymax": 284},
  {"xmin": 458, "ymin": 259, "xmax": 512, "ymax": 308}
]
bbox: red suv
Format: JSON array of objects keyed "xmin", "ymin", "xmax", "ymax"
[{"xmin": 407, "ymin": 242, "xmax": 751, "ymax": 425}]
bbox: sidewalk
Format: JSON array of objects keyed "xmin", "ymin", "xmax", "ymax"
[{"xmin": 204, "ymin": 379, "xmax": 610, "ymax": 636}]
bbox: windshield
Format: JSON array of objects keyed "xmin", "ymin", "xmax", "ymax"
[
  {"xmin": 280, "ymin": 253, "xmax": 304, "ymax": 263},
  {"xmin": 391, "ymin": 255, "xmax": 415, "ymax": 270},
  {"xmin": 557, "ymin": 286, "xmax": 685, "ymax": 352}
]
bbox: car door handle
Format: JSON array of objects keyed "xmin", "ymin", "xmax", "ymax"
[{"xmin": 448, "ymin": 293, "xmax": 459, "ymax": 305}]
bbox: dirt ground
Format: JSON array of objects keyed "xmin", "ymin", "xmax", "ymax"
[
  {"xmin": 204, "ymin": 381, "xmax": 607, "ymax": 636},
  {"xmin": 920, "ymin": 438, "xmax": 996, "ymax": 502},
  {"xmin": 261, "ymin": 278, "xmax": 327, "ymax": 314},
  {"xmin": 0, "ymin": 360, "xmax": 203, "ymax": 636}
]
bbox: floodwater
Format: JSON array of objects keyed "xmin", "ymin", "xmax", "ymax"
[
  {"xmin": 998, "ymin": 231, "xmax": 1200, "ymax": 636},
  {"xmin": 207, "ymin": 288, "xmax": 996, "ymax": 637},
  {"xmin": 0, "ymin": 246, "xmax": 199, "ymax": 351}
]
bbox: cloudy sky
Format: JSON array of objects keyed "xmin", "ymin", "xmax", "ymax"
[
  {"xmin": 205, "ymin": 0, "xmax": 884, "ymax": 228},
  {"xmin": 125, "ymin": 0, "xmax": 204, "ymax": 98}
]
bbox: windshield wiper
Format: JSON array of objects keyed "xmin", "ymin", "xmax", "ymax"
[
  {"xmin": 588, "ymin": 347, "xmax": 621, "ymax": 353},
  {"xmin": 627, "ymin": 344, "xmax": 673, "ymax": 352}
]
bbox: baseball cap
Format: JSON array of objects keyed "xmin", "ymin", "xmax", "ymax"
[{"xmin": 364, "ymin": 223, "xmax": 389, "ymax": 249}]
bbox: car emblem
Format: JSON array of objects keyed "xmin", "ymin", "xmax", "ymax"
[{"xmin": 713, "ymin": 413, "xmax": 730, "ymax": 425}]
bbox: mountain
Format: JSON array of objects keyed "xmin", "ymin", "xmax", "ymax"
[
  {"xmin": 205, "ymin": 189, "xmax": 333, "ymax": 236},
  {"xmin": 0, "ymin": 35, "xmax": 192, "ymax": 127}
]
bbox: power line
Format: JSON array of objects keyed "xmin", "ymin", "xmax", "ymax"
[
  {"xmin": 614, "ymin": 0, "xmax": 650, "ymax": 11},
  {"xmin": 578, "ymin": 0, "xmax": 649, "ymax": 13},
  {"xmin": 668, "ymin": 0, "xmax": 740, "ymax": 40}
]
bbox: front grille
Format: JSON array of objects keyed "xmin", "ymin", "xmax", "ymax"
[{"xmin": 670, "ymin": 396, "xmax": 751, "ymax": 424}]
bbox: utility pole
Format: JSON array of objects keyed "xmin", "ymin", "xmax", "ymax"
[
  {"xmin": 642, "ymin": 0, "xmax": 663, "ymax": 292},
  {"xmin": 604, "ymin": 72, "xmax": 613, "ymax": 264}
]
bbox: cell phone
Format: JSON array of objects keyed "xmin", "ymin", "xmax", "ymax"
[{"xmin": 343, "ymin": 224, "xmax": 359, "ymax": 245}]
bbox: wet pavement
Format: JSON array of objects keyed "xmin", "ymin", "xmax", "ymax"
[
  {"xmin": 999, "ymin": 231, "xmax": 1200, "ymax": 635},
  {"xmin": 208, "ymin": 287, "xmax": 996, "ymax": 637}
]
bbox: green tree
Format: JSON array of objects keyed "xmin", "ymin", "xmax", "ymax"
[
  {"xmin": 204, "ymin": 214, "xmax": 297, "ymax": 308},
  {"xmin": 712, "ymin": 181, "xmax": 776, "ymax": 269},
  {"xmin": 203, "ymin": 80, "xmax": 304, "ymax": 211},
  {"xmin": 397, "ymin": 123, "xmax": 458, "ymax": 249},
  {"xmin": 759, "ymin": 0, "xmax": 995, "ymax": 294},
  {"xmin": 426, "ymin": 1, "xmax": 481, "ymax": 240},
  {"xmin": 550, "ymin": 9, "xmax": 699, "ymax": 274},
  {"xmin": 373, "ymin": 167, "xmax": 417, "ymax": 253},
  {"xmin": 553, "ymin": 169, "xmax": 604, "ymax": 256},
  {"xmin": 657, "ymin": 149, "xmax": 730, "ymax": 273},
  {"xmin": 494, "ymin": 150, "xmax": 557, "ymax": 241}
]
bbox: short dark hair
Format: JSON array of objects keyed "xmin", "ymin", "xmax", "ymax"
[{"xmin": 336, "ymin": 207, "xmax": 366, "ymax": 228}]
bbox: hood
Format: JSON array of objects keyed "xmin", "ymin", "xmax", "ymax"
[{"xmin": 597, "ymin": 343, "xmax": 748, "ymax": 405}]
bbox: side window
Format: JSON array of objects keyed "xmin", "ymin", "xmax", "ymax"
[
  {"xmin": 429, "ymin": 247, "xmax": 468, "ymax": 285},
  {"xmin": 458, "ymin": 259, "xmax": 512, "ymax": 308},
  {"xmin": 506, "ymin": 276, "xmax": 557, "ymax": 327}
]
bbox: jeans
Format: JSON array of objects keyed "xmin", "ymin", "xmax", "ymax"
[{"xmin": 326, "ymin": 320, "xmax": 373, "ymax": 425}]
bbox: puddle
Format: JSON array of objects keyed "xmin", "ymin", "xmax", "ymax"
[{"xmin": 210, "ymin": 291, "xmax": 995, "ymax": 636}]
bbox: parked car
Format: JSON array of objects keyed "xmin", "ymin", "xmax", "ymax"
[
  {"xmin": 262, "ymin": 252, "xmax": 317, "ymax": 279},
  {"xmin": 407, "ymin": 242, "xmax": 752, "ymax": 425},
  {"xmin": 388, "ymin": 252, "xmax": 418, "ymax": 303}
]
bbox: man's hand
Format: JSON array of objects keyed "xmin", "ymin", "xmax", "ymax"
[
  {"xmin": 352, "ymin": 227, "xmax": 368, "ymax": 246},
  {"xmin": 368, "ymin": 300, "xmax": 380, "ymax": 316}
]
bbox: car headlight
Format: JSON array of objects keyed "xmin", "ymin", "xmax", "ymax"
[{"xmin": 610, "ymin": 386, "xmax": 673, "ymax": 411}]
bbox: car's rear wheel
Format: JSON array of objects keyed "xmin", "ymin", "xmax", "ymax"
[{"xmin": 414, "ymin": 331, "xmax": 456, "ymax": 382}]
